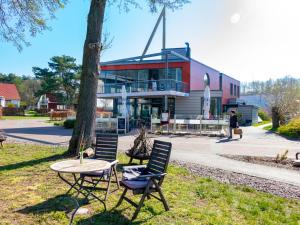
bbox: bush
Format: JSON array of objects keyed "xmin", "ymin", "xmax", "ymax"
[
  {"xmin": 3, "ymin": 107, "xmax": 25, "ymax": 116},
  {"xmin": 63, "ymin": 119, "xmax": 76, "ymax": 129},
  {"xmin": 6, "ymin": 103, "xmax": 16, "ymax": 108},
  {"xmin": 278, "ymin": 117, "xmax": 300, "ymax": 138},
  {"xmin": 258, "ymin": 109, "xmax": 270, "ymax": 121}
]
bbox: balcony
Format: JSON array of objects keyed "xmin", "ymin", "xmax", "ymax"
[{"xmin": 97, "ymin": 79, "xmax": 190, "ymax": 98}]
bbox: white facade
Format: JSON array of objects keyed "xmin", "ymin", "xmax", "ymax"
[{"xmin": 0, "ymin": 96, "xmax": 20, "ymax": 107}]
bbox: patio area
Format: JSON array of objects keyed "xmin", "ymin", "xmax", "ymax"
[{"xmin": 0, "ymin": 144, "xmax": 299, "ymax": 225}]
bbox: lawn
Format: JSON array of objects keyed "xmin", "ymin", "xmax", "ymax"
[
  {"xmin": 0, "ymin": 144, "xmax": 299, "ymax": 225},
  {"xmin": 252, "ymin": 121, "xmax": 272, "ymax": 127}
]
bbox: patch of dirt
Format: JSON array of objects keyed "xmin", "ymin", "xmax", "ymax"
[
  {"xmin": 219, "ymin": 155, "xmax": 300, "ymax": 171},
  {"xmin": 173, "ymin": 160, "xmax": 300, "ymax": 201}
]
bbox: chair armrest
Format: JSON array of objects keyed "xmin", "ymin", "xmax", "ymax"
[
  {"xmin": 296, "ymin": 152, "xmax": 300, "ymax": 160},
  {"xmin": 109, "ymin": 160, "xmax": 119, "ymax": 166},
  {"xmin": 138, "ymin": 173, "xmax": 166, "ymax": 178},
  {"xmin": 127, "ymin": 173, "xmax": 167, "ymax": 181},
  {"xmin": 123, "ymin": 165, "xmax": 147, "ymax": 170}
]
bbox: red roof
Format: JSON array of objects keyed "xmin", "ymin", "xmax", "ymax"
[{"xmin": 0, "ymin": 83, "xmax": 21, "ymax": 100}]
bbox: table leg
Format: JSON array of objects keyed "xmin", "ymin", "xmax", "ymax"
[{"xmin": 57, "ymin": 172, "xmax": 106, "ymax": 224}]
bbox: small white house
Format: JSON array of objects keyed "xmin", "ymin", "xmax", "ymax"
[{"xmin": 0, "ymin": 83, "xmax": 21, "ymax": 107}]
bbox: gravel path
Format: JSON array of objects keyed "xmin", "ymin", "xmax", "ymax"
[
  {"xmin": 174, "ymin": 160, "xmax": 300, "ymax": 200},
  {"xmin": 220, "ymin": 154, "xmax": 300, "ymax": 171}
]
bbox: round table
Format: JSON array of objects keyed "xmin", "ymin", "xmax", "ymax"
[
  {"xmin": 50, "ymin": 159, "xmax": 111, "ymax": 225},
  {"xmin": 51, "ymin": 159, "xmax": 111, "ymax": 173}
]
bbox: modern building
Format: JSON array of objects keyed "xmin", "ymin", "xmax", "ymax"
[
  {"xmin": 0, "ymin": 83, "xmax": 21, "ymax": 107},
  {"xmin": 98, "ymin": 46, "xmax": 240, "ymax": 124}
]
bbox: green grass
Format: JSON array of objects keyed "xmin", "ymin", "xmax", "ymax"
[
  {"xmin": 0, "ymin": 144, "xmax": 299, "ymax": 225},
  {"xmin": 263, "ymin": 125, "xmax": 278, "ymax": 132},
  {"xmin": 252, "ymin": 121, "xmax": 272, "ymax": 127},
  {"xmin": 1, "ymin": 116, "xmax": 49, "ymax": 120}
]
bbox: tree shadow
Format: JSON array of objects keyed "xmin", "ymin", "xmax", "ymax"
[
  {"xmin": 0, "ymin": 152, "xmax": 69, "ymax": 172},
  {"xmin": 5, "ymin": 133, "xmax": 69, "ymax": 145},
  {"xmin": 3, "ymin": 127, "xmax": 72, "ymax": 136},
  {"xmin": 215, "ymin": 138, "xmax": 240, "ymax": 143}
]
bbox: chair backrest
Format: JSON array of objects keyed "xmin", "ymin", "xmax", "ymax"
[
  {"xmin": 94, "ymin": 133, "xmax": 118, "ymax": 162},
  {"xmin": 146, "ymin": 140, "xmax": 172, "ymax": 183}
]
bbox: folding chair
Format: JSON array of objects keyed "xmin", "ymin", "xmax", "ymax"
[
  {"xmin": 116, "ymin": 140, "xmax": 172, "ymax": 220},
  {"xmin": 79, "ymin": 133, "xmax": 120, "ymax": 201}
]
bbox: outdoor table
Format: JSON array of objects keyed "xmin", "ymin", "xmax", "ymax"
[{"xmin": 50, "ymin": 159, "xmax": 111, "ymax": 224}]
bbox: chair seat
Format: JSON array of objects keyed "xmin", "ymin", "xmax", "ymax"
[
  {"xmin": 81, "ymin": 168, "xmax": 110, "ymax": 177},
  {"xmin": 121, "ymin": 180, "xmax": 149, "ymax": 189}
]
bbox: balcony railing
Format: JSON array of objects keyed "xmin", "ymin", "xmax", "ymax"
[{"xmin": 99, "ymin": 79, "xmax": 189, "ymax": 94}]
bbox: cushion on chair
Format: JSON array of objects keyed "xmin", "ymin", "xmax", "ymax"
[
  {"xmin": 121, "ymin": 180, "xmax": 149, "ymax": 189},
  {"xmin": 122, "ymin": 167, "xmax": 148, "ymax": 180},
  {"xmin": 81, "ymin": 168, "xmax": 110, "ymax": 177}
]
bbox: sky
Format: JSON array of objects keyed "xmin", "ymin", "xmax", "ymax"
[{"xmin": 1, "ymin": 0, "xmax": 300, "ymax": 82}]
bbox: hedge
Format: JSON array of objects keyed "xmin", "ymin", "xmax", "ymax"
[
  {"xmin": 63, "ymin": 119, "xmax": 76, "ymax": 129},
  {"xmin": 278, "ymin": 117, "xmax": 300, "ymax": 138}
]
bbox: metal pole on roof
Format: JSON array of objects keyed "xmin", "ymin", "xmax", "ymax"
[
  {"xmin": 162, "ymin": 5, "xmax": 166, "ymax": 50},
  {"xmin": 140, "ymin": 5, "xmax": 166, "ymax": 61}
]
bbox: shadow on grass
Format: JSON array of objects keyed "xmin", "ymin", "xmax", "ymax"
[
  {"xmin": 0, "ymin": 152, "xmax": 69, "ymax": 172},
  {"xmin": 77, "ymin": 205, "xmax": 160, "ymax": 225},
  {"xmin": 17, "ymin": 194, "xmax": 78, "ymax": 214},
  {"xmin": 18, "ymin": 194, "xmax": 158, "ymax": 225}
]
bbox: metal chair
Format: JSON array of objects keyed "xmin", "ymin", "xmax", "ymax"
[
  {"xmin": 116, "ymin": 140, "xmax": 172, "ymax": 220},
  {"xmin": 79, "ymin": 133, "xmax": 120, "ymax": 201}
]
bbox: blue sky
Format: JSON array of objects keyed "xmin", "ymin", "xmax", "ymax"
[{"xmin": 1, "ymin": 0, "xmax": 300, "ymax": 81}]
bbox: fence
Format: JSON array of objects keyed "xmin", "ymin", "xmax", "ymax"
[
  {"xmin": 94, "ymin": 114, "xmax": 229, "ymax": 135},
  {"xmin": 151, "ymin": 114, "xmax": 229, "ymax": 135}
]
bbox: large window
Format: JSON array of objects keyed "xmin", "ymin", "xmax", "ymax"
[
  {"xmin": 100, "ymin": 68, "xmax": 183, "ymax": 84},
  {"xmin": 230, "ymin": 83, "xmax": 233, "ymax": 95},
  {"xmin": 234, "ymin": 84, "xmax": 237, "ymax": 96}
]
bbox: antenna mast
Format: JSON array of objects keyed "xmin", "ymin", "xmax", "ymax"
[{"xmin": 141, "ymin": 5, "xmax": 166, "ymax": 60}]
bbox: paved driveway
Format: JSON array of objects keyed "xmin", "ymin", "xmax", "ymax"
[
  {"xmin": 0, "ymin": 119, "xmax": 72, "ymax": 146},
  {"xmin": 1, "ymin": 119, "xmax": 300, "ymax": 186}
]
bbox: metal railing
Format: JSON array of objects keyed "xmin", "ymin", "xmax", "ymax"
[
  {"xmin": 99, "ymin": 79, "xmax": 189, "ymax": 94},
  {"xmin": 151, "ymin": 114, "xmax": 229, "ymax": 135}
]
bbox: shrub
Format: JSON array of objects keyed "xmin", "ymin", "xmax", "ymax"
[
  {"xmin": 6, "ymin": 103, "xmax": 16, "ymax": 108},
  {"xmin": 63, "ymin": 119, "xmax": 76, "ymax": 129},
  {"xmin": 258, "ymin": 109, "xmax": 270, "ymax": 121},
  {"xmin": 278, "ymin": 117, "xmax": 300, "ymax": 138}
]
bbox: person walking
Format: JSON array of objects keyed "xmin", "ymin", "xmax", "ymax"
[{"xmin": 229, "ymin": 110, "xmax": 238, "ymax": 139}]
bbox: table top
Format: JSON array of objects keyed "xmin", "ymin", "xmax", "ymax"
[{"xmin": 50, "ymin": 159, "xmax": 111, "ymax": 174}]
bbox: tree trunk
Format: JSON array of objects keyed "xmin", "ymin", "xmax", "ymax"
[
  {"xmin": 68, "ymin": 0, "xmax": 106, "ymax": 155},
  {"xmin": 272, "ymin": 107, "xmax": 280, "ymax": 129}
]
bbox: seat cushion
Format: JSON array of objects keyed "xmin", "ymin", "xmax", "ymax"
[
  {"xmin": 81, "ymin": 168, "xmax": 110, "ymax": 177},
  {"xmin": 122, "ymin": 167, "xmax": 148, "ymax": 181},
  {"xmin": 121, "ymin": 180, "xmax": 149, "ymax": 189}
]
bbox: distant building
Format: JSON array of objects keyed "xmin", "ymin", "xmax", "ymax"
[
  {"xmin": 225, "ymin": 98, "xmax": 259, "ymax": 125},
  {"xmin": 0, "ymin": 83, "xmax": 21, "ymax": 107},
  {"xmin": 239, "ymin": 94, "xmax": 269, "ymax": 111},
  {"xmin": 98, "ymin": 45, "xmax": 240, "ymax": 124},
  {"xmin": 37, "ymin": 93, "xmax": 66, "ymax": 111}
]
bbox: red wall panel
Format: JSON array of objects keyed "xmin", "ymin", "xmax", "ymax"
[
  {"xmin": 101, "ymin": 62, "xmax": 190, "ymax": 86},
  {"xmin": 221, "ymin": 74, "xmax": 240, "ymax": 105}
]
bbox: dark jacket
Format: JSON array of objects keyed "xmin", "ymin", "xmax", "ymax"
[{"xmin": 230, "ymin": 115, "xmax": 238, "ymax": 128}]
